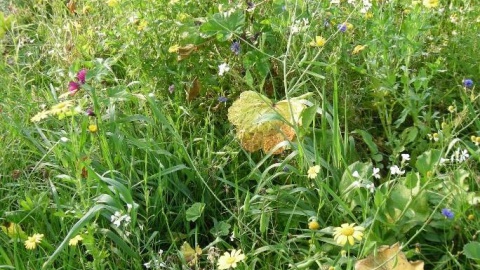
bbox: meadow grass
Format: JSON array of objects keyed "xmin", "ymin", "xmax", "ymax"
[{"xmin": 1, "ymin": 0, "xmax": 479, "ymax": 269}]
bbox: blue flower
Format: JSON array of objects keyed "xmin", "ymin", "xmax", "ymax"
[
  {"xmin": 218, "ymin": 96, "xmax": 228, "ymax": 103},
  {"xmin": 230, "ymin": 41, "xmax": 241, "ymax": 55},
  {"xmin": 338, "ymin": 23, "xmax": 347, "ymax": 32},
  {"xmin": 463, "ymin": 79, "xmax": 474, "ymax": 88},
  {"xmin": 441, "ymin": 208, "xmax": 454, "ymax": 219}
]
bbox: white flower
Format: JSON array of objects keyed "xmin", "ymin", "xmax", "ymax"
[
  {"xmin": 127, "ymin": 203, "xmax": 133, "ymax": 212},
  {"xmin": 218, "ymin": 63, "xmax": 230, "ymax": 76},
  {"xmin": 401, "ymin": 153, "xmax": 410, "ymax": 162},
  {"xmin": 365, "ymin": 183, "xmax": 375, "ymax": 193},
  {"xmin": 458, "ymin": 149, "xmax": 469, "ymax": 163},
  {"xmin": 60, "ymin": 137, "xmax": 69, "ymax": 142},
  {"xmin": 372, "ymin": 167, "xmax": 381, "ymax": 179},
  {"xmin": 143, "ymin": 262, "xmax": 151, "ymax": 269},
  {"xmin": 352, "ymin": 171, "xmax": 360, "ymax": 178},
  {"xmin": 330, "ymin": 0, "xmax": 340, "ymax": 4},
  {"xmin": 390, "ymin": 165, "xmax": 405, "ymax": 176}
]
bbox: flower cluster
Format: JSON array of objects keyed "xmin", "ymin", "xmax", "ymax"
[
  {"xmin": 111, "ymin": 211, "xmax": 131, "ymax": 228},
  {"xmin": 68, "ymin": 68, "xmax": 88, "ymax": 95}
]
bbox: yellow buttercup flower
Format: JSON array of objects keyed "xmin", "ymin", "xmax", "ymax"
[
  {"xmin": 308, "ymin": 219, "xmax": 320, "ymax": 230},
  {"xmin": 24, "ymin": 233, "xmax": 44, "ymax": 250},
  {"xmin": 88, "ymin": 124, "xmax": 98, "ymax": 133},
  {"xmin": 307, "ymin": 165, "xmax": 320, "ymax": 179},
  {"xmin": 217, "ymin": 249, "xmax": 246, "ymax": 269},
  {"xmin": 69, "ymin": 235, "xmax": 83, "ymax": 246},
  {"xmin": 423, "ymin": 0, "xmax": 439, "ymax": 8},
  {"xmin": 333, "ymin": 223, "xmax": 364, "ymax": 246},
  {"xmin": 309, "ymin": 36, "xmax": 326, "ymax": 47}
]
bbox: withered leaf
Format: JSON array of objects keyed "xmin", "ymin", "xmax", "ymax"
[
  {"xmin": 186, "ymin": 78, "xmax": 201, "ymax": 101},
  {"xmin": 355, "ymin": 243, "xmax": 424, "ymax": 270}
]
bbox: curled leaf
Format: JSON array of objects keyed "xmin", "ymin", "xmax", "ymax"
[
  {"xmin": 355, "ymin": 243, "xmax": 424, "ymax": 270},
  {"xmin": 180, "ymin": 242, "xmax": 202, "ymax": 266}
]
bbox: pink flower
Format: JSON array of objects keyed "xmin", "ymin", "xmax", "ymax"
[
  {"xmin": 68, "ymin": 81, "xmax": 81, "ymax": 94},
  {"xmin": 77, "ymin": 69, "xmax": 87, "ymax": 84}
]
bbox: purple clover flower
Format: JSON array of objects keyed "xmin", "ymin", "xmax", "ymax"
[
  {"xmin": 86, "ymin": 108, "xmax": 96, "ymax": 117},
  {"xmin": 463, "ymin": 79, "xmax": 474, "ymax": 88},
  {"xmin": 338, "ymin": 23, "xmax": 347, "ymax": 32},
  {"xmin": 230, "ymin": 40, "xmax": 241, "ymax": 55},
  {"xmin": 77, "ymin": 68, "xmax": 87, "ymax": 84},
  {"xmin": 441, "ymin": 208, "xmax": 454, "ymax": 219},
  {"xmin": 68, "ymin": 81, "xmax": 81, "ymax": 94}
]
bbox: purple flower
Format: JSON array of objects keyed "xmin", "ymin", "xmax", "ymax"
[
  {"xmin": 246, "ymin": 1, "xmax": 255, "ymax": 11},
  {"xmin": 68, "ymin": 81, "xmax": 80, "ymax": 94},
  {"xmin": 86, "ymin": 108, "xmax": 96, "ymax": 117},
  {"xmin": 441, "ymin": 208, "xmax": 454, "ymax": 219},
  {"xmin": 463, "ymin": 79, "xmax": 474, "ymax": 88},
  {"xmin": 218, "ymin": 96, "xmax": 228, "ymax": 103},
  {"xmin": 230, "ymin": 40, "xmax": 241, "ymax": 55},
  {"xmin": 168, "ymin": 84, "xmax": 175, "ymax": 94},
  {"xmin": 77, "ymin": 68, "xmax": 87, "ymax": 84},
  {"xmin": 338, "ymin": 24, "xmax": 347, "ymax": 32}
]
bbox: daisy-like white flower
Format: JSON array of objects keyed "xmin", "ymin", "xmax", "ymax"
[
  {"xmin": 307, "ymin": 165, "xmax": 320, "ymax": 179},
  {"xmin": 217, "ymin": 249, "xmax": 246, "ymax": 269},
  {"xmin": 68, "ymin": 235, "xmax": 83, "ymax": 246},
  {"xmin": 218, "ymin": 63, "xmax": 230, "ymax": 76},
  {"xmin": 24, "ymin": 233, "xmax": 44, "ymax": 250},
  {"xmin": 333, "ymin": 223, "xmax": 364, "ymax": 246},
  {"xmin": 31, "ymin": 110, "xmax": 51, "ymax": 122}
]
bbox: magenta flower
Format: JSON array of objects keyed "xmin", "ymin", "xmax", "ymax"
[
  {"xmin": 77, "ymin": 69, "xmax": 87, "ymax": 84},
  {"xmin": 68, "ymin": 81, "xmax": 81, "ymax": 94}
]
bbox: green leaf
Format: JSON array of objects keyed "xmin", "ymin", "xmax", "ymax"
[
  {"xmin": 199, "ymin": 11, "xmax": 245, "ymax": 41},
  {"xmin": 186, "ymin": 203, "xmax": 205, "ymax": 222},
  {"xmin": 415, "ymin": 149, "xmax": 441, "ymax": 177},
  {"xmin": 464, "ymin": 242, "xmax": 480, "ymax": 260},
  {"xmin": 210, "ymin": 221, "xmax": 231, "ymax": 237}
]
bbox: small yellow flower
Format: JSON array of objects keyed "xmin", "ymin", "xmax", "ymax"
[
  {"xmin": 346, "ymin": 23, "xmax": 354, "ymax": 30},
  {"xmin": 69, "ymin": 235, "xmax": 83, "ymax": 246},
  {"xmin": 82, "ymin": 5, "xmax": 92, "ymax": 14},
  {"xmin": 217, "ymin": 249, "xmax": 246, "ymax": 269},
  {"xmin": 168, "ymin": 44, "xmax": 180, "ymax": 53},
  {"xmin": 88, "ymin": 124, "xmax": 98, "ymax": 133},
  {"xmin": 468, "ymin": 214, "xmax": 475, "ymax": 220},
  {"xmin": 307, "ymin": 165, "xmax": 320, "ymax": 179},
  {"xmin": 365, "ymin": 12, "xmax": 373, "ymax": 19},
  {"xmin": 352, "ymin": 45, "xmax": 367, "ymax": 55},
  {"xmin": 106, "ymin": 0, "xmax": 118, "ymax": 7},
  {"xmin": 24, "ymin": 233, "xmax": 44, "ymax": 250},
  {"xmin": 333, "ymin": 223, "xmax": 364, "ymax": 246},
  {"xmin": 448, "ymin": 105, "xmax": 456, "ymax": 113},
  {"xmin": 137, "ymin": 19, "xmax": 148, "ymax": 31},
  {"xmin": 31, "ymin": 110, "xmax": 51, "ymax": 122},
  {"xmin": 423, "ymin": 0, "xmax": 439, "ymax": 8},
  {"xmin": 308, "ymin": 219, "xmax": 320, "ymax": 230},
  {"xmin": 309, "ymin": 36, "xmax": 326, "ymax": 47}
]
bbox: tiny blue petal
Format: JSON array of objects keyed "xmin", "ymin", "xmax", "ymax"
[
  {"xmin": 463, "ymin": 79, "xmax": 474, "ymax": 88},
  {"xmin": 218, "ymin": 96, "xmax": 228, "ymax": 103},
  {"xmin": 441, "ymin": 208, "xmax": 454, "ymax": 219},
  {"xmin": 338, "ymin": 24, "xmax": 347, "ymax": 32}
]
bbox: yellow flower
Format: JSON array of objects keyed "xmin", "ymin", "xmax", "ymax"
[
  {"xmin": 24, "ymin": 233, "xmax": 44, "ymax": 250},
  {"xmin": 468, "ymin": 214, "xmax": 475, "ymax": 220},
  {"xmin": 168, "ymin": 45, "xmax": 179, "ymax": 53},
  {"xmin": 49, "ymin": 101, "xmax": 74, "ymax": 116},
  {"xmin": 31, "ymin": 110, "xmax": 51, "ymax": 122},
  {"xmin": 69, "ymin": 235, "xmax": 83, "ymax": 246},
  {"xmin": 88, "ymin": 124, "xmax": 98, "ymax": 133},
  {"xmin": 346, "ymin": 23, "xmax": 354, "ymax": 30},
  {"xmin": 423, "ymin": 0, "xmax": 439, "ymax": 8},
  {"xmin": 365, "ymin": 12, "xmax": 373, "ymax": 19},
  {"xmin": 217, "ymin": 249, "xmax": 246, "ymax": 269},
  {"xmin": 137, "ymin": 19, "xmax": 148, "ymax": 31},
  {"xmin": 352, "ymin": 45, "xmax": 367, "ymax": 55},
  {"xmin": 307, "ymin": 165, "xmax": 320, "ymax": 179},
  {"xmin": 308, "ymin": 219, "xmax": 320, "ymax": 230},
  {"xmin": 333, "ymin": 223, "xmax": 364, "ymax": 246},
  {"xmin": 106, "ymin": 0, "xmax": 118, "ymax": 7},
  {"xmin": 309, "ymin": 36, "xmax": 326, "ymax": 47}
]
